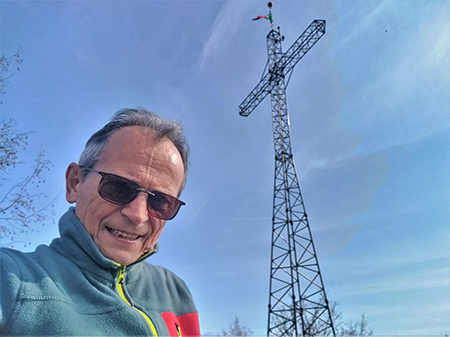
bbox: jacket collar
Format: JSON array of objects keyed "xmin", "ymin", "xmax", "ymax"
[{"xmin": 50, "ymin": 207, "xmax": 157, "ymax": 280}]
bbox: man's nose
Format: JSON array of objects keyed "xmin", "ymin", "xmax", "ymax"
[{"xmin": 121, "ymin": 193, "xmax": 149, "ymax": 224}]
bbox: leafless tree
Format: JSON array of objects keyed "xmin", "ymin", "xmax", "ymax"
[
  {"xmin": 221, "ymin": 316, "xmax": 253, "ymax": 337},
  {"xmin": 0, "ymin": 119, "xmax": 55, "ymax": 247},
  {"xmin": 270, "ymin": 296, "xmax": 373, "ymax": 337},
  {"xmin": 0, "ymin": 48, "xmax": 54, "ymax": 247},
  {"xmin": 337, "ymin": 314, "xmax": 373, "ymax": 337},
  {"xmin": 0, "ymin": 48, "xmax": 22, "ymax": 102}
]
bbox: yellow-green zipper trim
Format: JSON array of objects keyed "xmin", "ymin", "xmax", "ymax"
[
  {"xmin": 176, "ymin": 324, "xmax": 182, "ymax": 337},
  {"xmin": 117, "ymin": 264, "xmax": 158, "ymax": 337}
]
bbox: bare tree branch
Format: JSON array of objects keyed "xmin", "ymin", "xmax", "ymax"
[
  {"xmin": 0, "ymin": 48, "xmax": 23, "ymax": 101},
  {"xmin": 270, "ymin": 295, "xmax": 373, "ymax": 337},
  {"xmin": 221, "ymin": 316, "xmax": 253, "ymax": 337},
  {"xmin": 0, "ymin": 119, "xmax": 55, "ymax": 247}
]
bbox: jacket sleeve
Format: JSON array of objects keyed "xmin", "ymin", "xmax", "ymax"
[{"xmin": 0, "ymin": 249, "xmax": 21, "ymax": 328}]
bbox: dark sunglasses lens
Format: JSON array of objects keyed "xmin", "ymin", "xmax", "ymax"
[
  {"xmin": 147, "ymin": 191, "xmax": 182, "ymax": 220},
  {"xmin": 98, "ymin": 174, "xmax": 138, "ymax": 205}
]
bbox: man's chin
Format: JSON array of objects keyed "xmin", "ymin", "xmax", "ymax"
[{"xmin": 99, "ymin": 245, "xmax": 140, "ymax": 266}]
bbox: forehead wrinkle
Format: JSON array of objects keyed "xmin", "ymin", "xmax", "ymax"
[
  {"xmin": 130, "ymin": 138, "xmax": 183, "ymax": 187},
  {"xmin": 135, "ymin": 153, "xmax": 180, "ymax": 190},
  {"xmin": 97, "ymin": 127, "xmax": 184, "ymax": 195}
]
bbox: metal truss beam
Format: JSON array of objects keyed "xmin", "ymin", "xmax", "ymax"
[
  {"xmin": 238, "ymin": 20, "xmax": 335, "ymax": 337},
  {"xmin": 239, "ymin": 20, "xmax": 325, "ymax": 117}
]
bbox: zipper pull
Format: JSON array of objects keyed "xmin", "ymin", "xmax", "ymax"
[
  {"xmin": 116, "ymin": 266, "xmax": 134, "ymax": 307},
  {"xmin": 176, "ymin": 324, "xmax": 182, "ymax": 337},
  {"xmin": 117, "ymin": 265, "xmax": 126, "ymax": 284}
]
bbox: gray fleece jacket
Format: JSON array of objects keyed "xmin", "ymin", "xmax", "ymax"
[{"xmin": 0, "ymin": 207, "xmax": 199, "ymax": 336}]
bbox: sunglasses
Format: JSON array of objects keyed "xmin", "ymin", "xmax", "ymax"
[{"xmin": 80, "ymin": 166, "xmax": 185, "ymax": 220}]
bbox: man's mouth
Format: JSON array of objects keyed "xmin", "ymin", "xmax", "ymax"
[{"xmin": 106, "ymin": 226, "xmax": 140, "ymax": 241}]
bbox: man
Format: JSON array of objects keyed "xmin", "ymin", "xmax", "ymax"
[{"xmin": 0, "ymin": 108, "xmax": 200, "ymax": 336}]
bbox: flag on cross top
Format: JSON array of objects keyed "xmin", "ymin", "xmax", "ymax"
[{"xmin": 252, "ymin": 13, "xmax": 273, "ymax": 24}]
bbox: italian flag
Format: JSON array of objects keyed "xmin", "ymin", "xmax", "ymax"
[{"xmin": 252, "ymin": 13, "xmax": 273, "ymax": 24}]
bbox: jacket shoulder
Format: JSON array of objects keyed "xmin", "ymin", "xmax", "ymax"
[
  {"xmin": 0, "ymin": 245, "xmax": 72, "ymax": 324},
  {"xmin": 130, "ymin": 262, "xmax": 197, "ymax": 314},
  {"xmin": 1, "ymin": 245, "xmax": 61, "ymax": 282},
  {"xmin": 1, "ymin": 248, "xmax": 26, "ymax": 326}
]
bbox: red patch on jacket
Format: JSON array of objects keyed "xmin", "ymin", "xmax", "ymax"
[{"xmin": 160, "ymin": 312, "xmax": 200, "ymax": 337}]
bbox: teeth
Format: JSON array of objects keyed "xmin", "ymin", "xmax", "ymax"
[{"xmin": 107, "ymin": 227, "xmax": 139, "ymax": 240}]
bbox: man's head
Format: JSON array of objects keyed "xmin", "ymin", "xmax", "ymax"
[
  {"xmin": 78, "ymin": 108, "xmax": 189, "ymax": 195},
  {"xmin": 65, "ymin": 108, "xmax": 189, "ymax": 266}
]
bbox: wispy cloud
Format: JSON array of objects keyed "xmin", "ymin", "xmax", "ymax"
[
  {"xmin": 338, "ymin": 0, "xmax": 391, "ymax": 48},
  {"xmin": 332, "ymin": 226, "xmax": 450, "ymax": 270},
  {"xmin": 198, "ymin": 1, "xmax": 250, "ymax": 70},
  {"xmin": 341, "ymin": 1, "xmax": 450, "ymax": 156},
  {"xmin": 363, "ymin": 2, "xmax": 449, "ymax": 124},
  {"xmin": 361, "ymin": 268, "xmax": 448, "ymax": 296}
]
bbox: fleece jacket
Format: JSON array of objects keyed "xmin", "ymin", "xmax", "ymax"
[{"xmin": 0, "ymin": 207, "xmax": 200, "ymax": 336}]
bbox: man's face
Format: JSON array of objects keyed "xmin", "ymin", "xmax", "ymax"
[{"xmin": 66, "ymin": 126, "xmax": 185, "ymax": 266}]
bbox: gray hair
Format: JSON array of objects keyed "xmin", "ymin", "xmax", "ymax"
[{"xmin": 79, "ymin": 108, "xmax": 190, "ymax": 195}]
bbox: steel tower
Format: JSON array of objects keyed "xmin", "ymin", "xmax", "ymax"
[{"xmin": 239, "ymin": 5, "xmax": 335, "ymax": 337}]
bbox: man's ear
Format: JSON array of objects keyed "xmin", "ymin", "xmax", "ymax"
[{"xmin": 66, "ymin": 162, "xmax": 82, "ymax": 203}]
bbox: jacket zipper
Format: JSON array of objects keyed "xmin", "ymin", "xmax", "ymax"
[
  {"xmin": 176, "ymin": 324, "xmax": 182, "ymax": 337},
  {"xmin": 117, "ymin": 265, "xmax": 158, "ymax": 336}
]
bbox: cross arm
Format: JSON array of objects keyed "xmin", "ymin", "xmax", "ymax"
[
  {"xmin": 238, "ymin": 71, "xmax": 275, "ymax": 117},
  {"xmin": 238, "ymin": 20, "xmax": 326, "ymax": 118},
  {"xmin": 278, "ymin": 20, "xmax": 326, "ymax": 78}
]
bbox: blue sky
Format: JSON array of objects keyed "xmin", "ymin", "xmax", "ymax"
[{"xmin": 1, "ymin": 0, "xmax": 449, "ymax": 335}]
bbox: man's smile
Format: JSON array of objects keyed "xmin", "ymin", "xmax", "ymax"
[{"xmin": 106, "ymin": 226, "xmax": 141, "ymax": 241}]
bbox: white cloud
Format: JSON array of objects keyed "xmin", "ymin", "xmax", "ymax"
[
  {"xmin": 364, "ymin": 1, "xmax": 450, "ymax": 110},
  {"xmin": 343, "ymin": 1, "xmax": 450, "ymax": 155},
  {"xmin": 392, "ymin": 2, "xmax": 450, "ymax": 92},
  {"xmin": 198, "ymin": 1, "xmax": 250, "ymax": 70},
  {"xmin": 338, "ymin": 0, "xmax": 391, "ymax": 48},
  {"xmin": 331, "ymin": 265, "xmax": 450, "ymax": 301}
]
